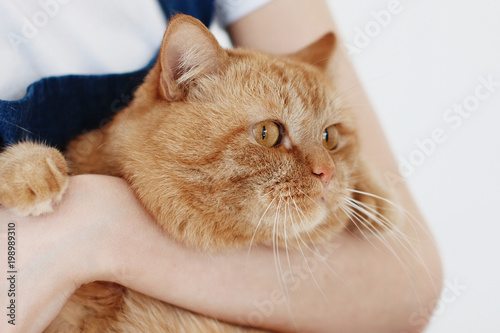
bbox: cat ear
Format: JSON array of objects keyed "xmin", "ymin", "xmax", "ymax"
[
  {"xmin": 159, "ymin": 15, "xmax": 227, "ymax": 101},
  {"xmin": 289, "ymin": 32, "xmax": 336, "ymax": 71}
]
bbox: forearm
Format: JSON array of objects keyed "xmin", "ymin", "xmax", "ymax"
[
  {"xmin": 116, "ymin": 210, "xmax": 440, "ymax": 333},
  {"xmin": 0, "ymin": 175, "xmax": 158, "ymax": 333},
  {"xmin": 0, "ymin": 175, "xmax": 115, "ymax": 332},
  {"xmin": 0, "ymin": 178, "xmax": 440, "ymax": 333},
  {"xmin": 0, "ymin": 213, "xmax": 80, "ymax": 333}
]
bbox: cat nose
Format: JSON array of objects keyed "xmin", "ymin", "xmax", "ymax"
[{"xmin": 312, "ymin": 165, "xmax": 335, "ymax": 187}]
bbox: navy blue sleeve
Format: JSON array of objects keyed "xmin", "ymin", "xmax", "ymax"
[{"xmin": 0, "ymin": 0, "xmax": 215, "ymax": 150}]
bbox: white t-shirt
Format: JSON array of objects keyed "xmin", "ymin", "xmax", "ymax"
[{"xmin": 0, "ymin": 0, "xmax": 273, "ymax": 101}]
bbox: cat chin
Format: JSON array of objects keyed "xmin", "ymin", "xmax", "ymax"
[
  {"xmin": 252, "ymin": 197, "xmax": 328, "ymax": 240},
  {"xmin": 304, "ymin": 204, "xmax": 330, "ymax": 231},
  {"xmin": 286, "ymin": 201, "xmax": 329, "ymax": 235}
]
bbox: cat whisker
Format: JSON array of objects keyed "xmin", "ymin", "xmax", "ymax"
[
  {"xmin": 342, "ymin": 201, "xmax": 396, "ymax": 254},
  {"xmin": 273, "ymin": 195, "xmax": 291, "ymax": 303},
  {"xmin": 287, "ymin": 196, "xmax": 328, "ymax": 301},
  {"xmin": 246, "ymin": 195, "xmax": 277, "ymax": 262},
  {"xmin": 344, "ymin": 195, "xmax": 439, "ymax": 292},
  {"xmin": 284, "ymin": 190, "xmax": 294, "ymax": 285},
  {"xmin": 343, "ymin": 196, "xmax": 393, "ymax": 231},
  {"xmin": 289, "ymin": 190, "xmax": 339, "ymax": 260},
  {"xmin": 340, "ymin": 200, "xmax": 424, "ymax": 303},
  {"xmin": 344, "ymin": 195, "xmax": 404, "ymax": 239},
  {"xmin": 0, "ymin": 118, "xmax": 40, "ymax": 138},
  {"xmin": 290, "ymin": 215, "xmax": 328, "ymax": 301},
  {"xmin": 338, "ymin": 204, "xmax": 380, "ymax": 248},
  {"xmin": 294, "ymin": 187, "xmax": 323, "ymax": 210},
  {"xmin": 278, "ymin": 196, "xmax": 291, "ymax": 302},
  {"xmin": 329, "ymin": 205, "xmax": 366, "ymax": 242},
  {"xmin": 290, "ymin": 193, "xmax": 349, "ymax": 286},
  {"xmin": 345, "ymin": 188, "xmax": 441, "ymax": 291},
  {"xmin": 339, "ymin": 202, "xmax": 421, "ymax": 296},
  {"xmin": 341, "ymin": 198, "xmax": 401, "ymax": 252},
  {"xmin": 341, "ymin": 203, "xmax": 417, "ymax": 285},
  {"xmin": 279, "ymin": 197, "xmax": 301, "ymax": 330},
  {"xmin": 292, "ymin": 198, "xmax": 326, "ymax": 257},
  {"xmin": 259, "ymin": 189, "xmax": 275, "ymax": 198},
  {"xmin": 346, "ymin": 188, "xmax": 432, "ymax": 242},
  {"xmin": 288, "ymin": 189, "xmax": 331, "ymax": 281},
  {"xmin": 288, "ymin": 196, "xmax": 321, "ymax": 256},
  {"xmin": 305, "ymin": 207, "xmax": 361, "ymax": 285},
  {"xmin": 346, "ymin": 188, "xmax": 401, "ymax": 214},
  {"xmin": 271, "ymin": 196, "xmax": 281, "ymax": 297},
  {"xmin": 341, "ymin": 203, "xmax": 416, "ymax": 274}
]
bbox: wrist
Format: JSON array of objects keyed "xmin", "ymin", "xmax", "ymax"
[
  {"xmin": 41, "ymin": 174, "xmax": 137, "ymax": 285},
  {"xmin": 69, "ymin": 175, "xmax": 164, "ymax": 286}
]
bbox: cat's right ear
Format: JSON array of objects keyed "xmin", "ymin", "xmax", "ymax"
[
  {"xmin": 289, "ymin": 32, "xmax": 336, "ymax": 71},
  {"xmin": 159, "ymin": 15, "xmax": 227, "ymax": 101}
]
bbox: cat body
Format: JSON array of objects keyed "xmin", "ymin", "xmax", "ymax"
[{"xmin": 0, "ymin": 15, "xmax": 394, "ymax": 332}]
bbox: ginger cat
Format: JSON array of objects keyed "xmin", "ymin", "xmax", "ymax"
[{"xmin": 0, "ymin": 15, "xmax": 396, "ymax": 332}]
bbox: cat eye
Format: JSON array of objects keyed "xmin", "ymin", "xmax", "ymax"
[
  {"xmin": 252, "ymin": 121, "xmax": 282, "ymax": 148},
  {"xmin": 322, "ymin": 124, "xmax": 339, "ymax": 150}
]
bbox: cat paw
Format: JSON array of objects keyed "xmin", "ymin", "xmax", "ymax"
[{"xmin": 0, "ymin": 142, "xmax": 69, "ymax": 217}]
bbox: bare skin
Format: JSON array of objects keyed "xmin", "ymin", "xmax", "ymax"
[{"xmin": 0, "ymin": 0, "xmax": 442, "ymax": 332}]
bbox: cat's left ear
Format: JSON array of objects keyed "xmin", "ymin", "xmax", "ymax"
[
  {"xmin": 289, "ymin": 32, "xmax": 336, "ymax": 71},
  {"xmin": 159, "ymin": 15, "xmax": 228, "ymax": 101}
]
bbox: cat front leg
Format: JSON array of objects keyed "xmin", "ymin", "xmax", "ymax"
[{"xmin": 0, "ymin": 142, "xmax": 68, "ymax": 216}]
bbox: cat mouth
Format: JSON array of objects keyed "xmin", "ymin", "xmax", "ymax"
[{"xmin": 267, "ymin": 187, "xmax": 326, "ymax": 209}]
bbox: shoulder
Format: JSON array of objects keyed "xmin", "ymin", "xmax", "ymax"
[{"xmin": 215, "ymin": 0, "xmax": 275, "ymax": 27}]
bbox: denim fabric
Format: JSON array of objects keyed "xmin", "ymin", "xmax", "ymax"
[
  {"xmin": 158, "ymin": 0, "xmax": 214, "ymax": 24},
  {"xmin": 0, "ymin": 0, "xmax": 215, "ymax": 150}
]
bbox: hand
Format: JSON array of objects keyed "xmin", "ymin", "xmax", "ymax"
[{"xmin": 0, "ymin": 174, "xmax": 154, "ymax": 333}]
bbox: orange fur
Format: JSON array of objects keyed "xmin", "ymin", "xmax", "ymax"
[{"xmin": 0, "ymin": 15, "xmax": 397, "ymax": 332}]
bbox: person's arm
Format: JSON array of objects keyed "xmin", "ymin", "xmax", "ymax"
[
  {"xmin": 1, "ymin": 2, "xmax": 442, "ymax": 333},
  {"xmin": 89, "ymin": 1, "xmax": 444, "ymax": 331},
  {"xmin": 1, "ymin": 172, "xmax": 440, "ymax": 333},
  {"xmin": 122, "ymin": 1, "xmax": 443, "ymax": 331},
  {"xmin": 220, "ymin": 0, "xmax": 442, "ymax": 330},
  {"xmin": 0, "ymin": 175, "xmax": 140, "ymax": 333}
]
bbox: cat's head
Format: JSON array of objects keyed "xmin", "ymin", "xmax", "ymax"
[{"xmin": 119, "ymin": 15, "xmax": 366, "ymax": 249}]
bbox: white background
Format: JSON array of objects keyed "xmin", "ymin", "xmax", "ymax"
[{"xmin": 325, "ymin": 0, "xmax": 500, "ymax": 332}]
